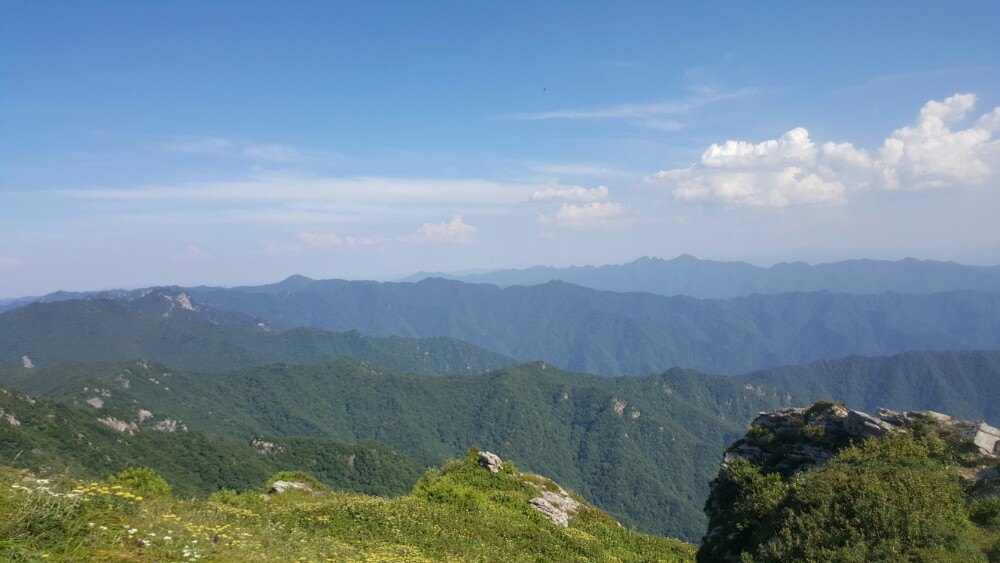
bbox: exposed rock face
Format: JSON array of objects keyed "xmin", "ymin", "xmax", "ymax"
[
  {"xmin": 529, "ymin": 489, "xmax": 583, "ymax": 527},
  {"xmin": 1, "ymin": 408, "xmax": 20, "ymax": 427},
  {"xmin": 152, "ymin": 418, "xmax": 187, "ymax": 432},
  {"xmin": 269, "ymin": 481, "xmax": 315, "ymax": 495},
  {"xmin": 478, "ymin": 451, "xmax": 503, "ymax": 473},
  {"xmin": 96, "ymin": 416, "xmax": 138, "ymax": 434},
  {"xmin": 251, "ymin": 438, "xmax": 284, "ymax": 455},
  {"xmin": 703, "ymin": 403, "xmax": 1000, "ymax": 561}
]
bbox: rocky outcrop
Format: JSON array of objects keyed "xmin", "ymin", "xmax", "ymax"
[
  {"xmin": 529, "ymin": 488, "xmax": 583, "ymax": 527},
  {"xmin": 269, "ymin": 481, "xmax": 316, "ymax": 495},
  {"xmin": 703, "ymin": 402, "xmax": 1000, "ymax": 561},
  {"xmin": 1, "ymin": 408, "xmax": 20, "ymax": 427},
  {"xmin": 152, "ymin": 418, "xmax": 187, "ymax": 432},
  {"xmin": 251, "ymin": 438, "xmax": 284, "ymax": 455},
  {"xmin": 96, "ymin": 416, "xmax": 139, "ymax": 434},
  {"xmin": 478, "ymin": 450, "xmax": 503, "ymax": 473},
  {"xmin": 720, "ymin": 404, "xmax": 999, "ymax": 476},
  {"xmin": 474, "ymin": 451, "xmax": 584, "ymax": 527}
]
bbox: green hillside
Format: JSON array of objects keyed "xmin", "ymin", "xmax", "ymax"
[
  {"xmin": 742, "ymin": 350, "xmax": 1000, "ymax": 423},
  {"xmin": 0, "ymin": 360, "xmax": 799, "ymax": 540},
  {"xmin": 0, "ymin": 450, "xmax": 695, "ymax": 561},
  {"xmin": 0, "ymin": 298, "xmax": 517, "ymax": 374},
  {"xmin": 185, "ymin": 277, "xmax": 1000, "ymax": 375},
  {"xmin": 0, "ymin": 386, "xmax": 424, "ymax": 498}
]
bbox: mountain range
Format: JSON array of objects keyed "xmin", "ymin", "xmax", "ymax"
[
  {"xmin": 402, "ymin": 255, "xmax": 1000, "ymax": 298},
  {"xmin": 4, "ymin": 278, "xmax": 1000, "ymax": 376},
  {"xmin": 0, "ymin": 295, "xmax": 516, "ymax": 374}
]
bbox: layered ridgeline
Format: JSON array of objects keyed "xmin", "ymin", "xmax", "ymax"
[
  {"xmin": 0, "ymin": 385, "xmax": 424, "ymax": 498},
  {"xmin": 7, "ymin": 277, "xmax": 999, "ymax": 376},
  {"xmin": 0, "ymin": 359, "xmax": 800, "ymax": 540},
  {"xmin": 0, "ymin": 294, "xmax": 516, "ymax": 374},
  {"xmin": 403, "ymin": 255, "xmax": 1000, "ymax": 298},
  {"xmin": 188, "ymin": 279, "xmax": 1000, "ymax": 375},
  {"xmin": 0, "ymin": 450, "xmax": 695, "ymax": 561},
  {"xmin": 701, "ymin": 402, "xmax": 1000, "ymax": 561}
]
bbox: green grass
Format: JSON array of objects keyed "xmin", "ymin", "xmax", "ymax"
[{"xmin": 0, "ymin": 451, "xmax": 695, "ymax": 562}]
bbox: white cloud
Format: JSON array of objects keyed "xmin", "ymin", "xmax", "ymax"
[
  {"xmin": 405, "ymin": 215, "xmax": 478, "ymax": 244},
  {"xmin": 538, "ymin": 201, "xmax": 626, "ymax": 230},
  {"xmin": 530, "ymin": 185, "xmax": 609, "ymax": 202},
  {"xmin": 651, "ymin": 128, "xmax": 847, "ymax": 207},
  {"xmin": 879, "ymin": 94, "xmax": 998, "ymax": 190},
  {"xmin": 648, "ymin": 93, "xmax": 1000, "ymax": 206}
]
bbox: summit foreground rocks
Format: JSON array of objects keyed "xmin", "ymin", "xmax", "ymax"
[
  {"xmin": 720, "ymin": 403, "xmax": 1000, "ymax": 477},
  {"xmin": 701, "ymin": 402, "xmax": 1000, "ymax": 561}
]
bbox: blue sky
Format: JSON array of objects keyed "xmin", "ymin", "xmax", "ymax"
[{"xmin": 2, "ymin": 1, "xmax": 1000, "ymax": 296}]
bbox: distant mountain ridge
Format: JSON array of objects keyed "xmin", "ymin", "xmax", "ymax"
[
  {"xmin": 187, "ymin": 278, "xmax": 1000, "ymax": 375},
  {"xmin": 5, "ymin": 278, "xmax": 1000, "ymax": 375},
  {"xmin": 0, "ymin": 296, "xmax": 517, "ymax": 374},
  {"xmin": 401, "ymin": 255, "xmax": 1000, "ymax": 298}
]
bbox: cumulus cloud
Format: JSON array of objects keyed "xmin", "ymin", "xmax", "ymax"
[
  {"xmin": 530, "ymin": 185, "xmax": 609, "ymax": 202},
  {"xmin": 648, "ymin": 93, "xmax": 1000, "ymax": 206},
  {"xmin": 538, "ymin": 201, "xmax": 626, "ymax": 230},
  {"xmin": 405, "ymin": 216, "xmax": 478, "ymax": 244},
  {"xmin": 879, "ymin": 94, "xmax": 997, "ymax": 189}
]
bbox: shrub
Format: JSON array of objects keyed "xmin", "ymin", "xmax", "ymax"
[{"xmin": 106, "ymin": 467, "xmax": 171, "ymax": 498}]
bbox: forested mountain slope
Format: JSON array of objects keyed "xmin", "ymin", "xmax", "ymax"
[
  {"xmin": 2, "ymin": 350, "xmax": 998, "ymax": 539},
  {"xmin": 0, "ymin": 359, "xmax": 799, "ymax": 540},
  {"xmin": 0, "ymin": 386, "xmax": 424, "ymax": 498},
  {"xmin": 0, "ymin": 298, "xmax": 516, "ymax": 374},
  {"xmin": 741, "ymin": 350, "xmax": 1000, "ymax": 423},
  {"xmin": 187, "ymin": 278, "xmax": 1000, "ymax": 375},
  {"xmin": 403, "ymin": 255, "xmax": 1000, "ymax": 298}
]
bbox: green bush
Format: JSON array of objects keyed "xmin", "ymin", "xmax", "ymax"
[
  {"xmin": 106, "ymin": 467, "xmax": 171, "ymax": 498},
  {"xmin": 708, "ymin": 433, "xmax": 989, "ymax": 562}
]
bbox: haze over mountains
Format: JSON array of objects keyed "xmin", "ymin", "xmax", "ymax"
[
  {"xmin": 4, "ymin": 257, "xmax": 1000, "ymax": 375},
  {"xmin": 402, "ymin": 255, "xmax": 1000, "ymax": 298}
]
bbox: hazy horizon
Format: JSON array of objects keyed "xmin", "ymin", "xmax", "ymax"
[{"xmin": 4, "ymin": 251, "xmax": 1000, "ymax": 300}]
